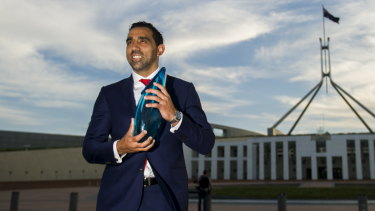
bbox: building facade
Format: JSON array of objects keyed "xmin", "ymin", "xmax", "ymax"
[
  {"xmin": 185, "ymin": 133, "xmax": 375, "ymax": 181},
  {"xmin": 1, "ymin": 129, "xmax": 375, "ymax": 182}
]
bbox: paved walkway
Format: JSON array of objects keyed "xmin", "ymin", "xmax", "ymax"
[{"xmin": 0, "ymin": 187, "xmax": 374, "ymax": 211}]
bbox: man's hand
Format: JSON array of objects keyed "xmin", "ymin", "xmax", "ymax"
[
  {"xmin": 116, "ymin": 118, "xmax": 155, "ymax": 155},
  {"xmin": 144, "ymin": 82, "xmax": 177, "ymax": 124}
]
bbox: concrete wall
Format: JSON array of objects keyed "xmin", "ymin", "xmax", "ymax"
[
  {"xmin": 0, "ymin": 130, "xmax": 83, "ymax": 150},
  {"xmin": 0, "ymin": 148, "xmax": 104, "ymax": 182}
]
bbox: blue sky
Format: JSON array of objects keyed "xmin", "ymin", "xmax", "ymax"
[{"xmin": 1, "ymin": 0, "xmax": 375, "ymax": 136}]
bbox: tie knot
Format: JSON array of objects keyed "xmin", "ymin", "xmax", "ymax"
[{"xmin": 139, "ymin": 79, "xmax": 151, "ymax": 86}]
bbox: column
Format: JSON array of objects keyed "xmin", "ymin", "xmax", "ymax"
[
  {"xmin": 198, "ymin": 154, "xmax": 204, "ymax": 177},
  {"xmin": 211, "ymin": 145, "xmax": 218, "ymax": 180},
  {"xmin": 247, "ymin": 141, "xmax": 253, "ymax": 180},
  {"xmin": 259, "ymin": 142, "xmax": 264, "ymax": 180},
  {"xmin": 295, "ymin": 142, "xmax": 302, "ymax": 180},
  {"xmin": 283, "ymin": 141, "xmax": 289, "ymax": 180},
  {"xmin": 296, "ymin": 155, "xmax": 302, "ymax": 180},
  {"xmin": 237, "ymin": 144, "xmax": 244, "ymax": 180},
  {"xmin": 184, "ymin": 147, "xmax": 192, "ymax": 179},
  {"xmin": 327, "ymin": 156, "xmax": 333, "ymax": 180},
  {"xmin": 311, "ymin": 156, "xmax": 317, "ymax": 180},
  {"xmin": 271, "ymin": 142, "xmax": 276, "ymax": 180},
  {"xmin": 355, "ymin": 139, "xmax": 363, "ymax": 180},
  {"xmin": 224, "ymin": 145, "xmax": 230, "ymax": 180},
  {"xmin": 368, "ymin": 140, "xmax": 375, "ymax": 179},
  {"xmin": 342, "ymin": 153, "xmax": 349, "ymax": 180}
]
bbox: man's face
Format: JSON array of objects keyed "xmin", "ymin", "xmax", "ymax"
[{"xmin": 126, "ymin": 27, "xmax": 163, "ymax": 76}]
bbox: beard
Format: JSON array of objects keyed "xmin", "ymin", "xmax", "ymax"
[
  {"xmin": 129, "ymin": 59, "xmax": 152, "ymax": 71},
  {"xmin": 127, "ymin": 50, "xmax": 158, "ymax": 72}
]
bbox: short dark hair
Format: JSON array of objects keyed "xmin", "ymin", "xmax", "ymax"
[{"xmin": 129, "ymin": 21, "xmax": 164, "ymax": 46}]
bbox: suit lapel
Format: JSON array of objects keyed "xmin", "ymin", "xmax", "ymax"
[
  {"xmin": 166, "ymin": 75, "xmax": 181, "ymax": 111},
  {"xmin": 120, "ymin": 76, "xmax": 136, "ymax": 116}
]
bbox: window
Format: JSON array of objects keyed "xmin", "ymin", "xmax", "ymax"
[
  {"xmin": 316, "ymin": 140, "xmax": 326, "ymax": 153},
  {"xmin": 230, "ymin": 146, "xmax": 238, "ymax": 157},
  {"xmin": 213, "ymin": 128, "xmax": 225, "ymax": 137},
  {"xmin": 243, "ymin": 146, "xmax": 247, "ymax": 157},
  {"xmin": 217, "ymin": 146, "xmax": 225, "ymax": 157}
]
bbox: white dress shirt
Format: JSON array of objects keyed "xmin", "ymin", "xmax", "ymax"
[{"xmin": 112, "ymin": 67, "xmax": 183, "ymax": 178}]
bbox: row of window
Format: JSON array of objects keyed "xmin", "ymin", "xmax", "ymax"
[
  {"xmin": 193, "ymin": 139, "xmax": 374, "ymax": 158},
  {"xmin": 192, "ymin": 145, "xmax": 248, "ymax": 158}
]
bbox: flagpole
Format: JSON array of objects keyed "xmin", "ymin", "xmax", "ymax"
[
  {"xmin": 321, "ymin": 5, "xmax": 328, "ymax": 92},
  {"xmin": 322, "ymin": 5, "xmax": 326, "ymax": 46}
]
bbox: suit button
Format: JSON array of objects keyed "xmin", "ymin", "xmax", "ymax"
[{"xmin": 139, "ymin": 168, "xmax": 143, "ymax": 172}]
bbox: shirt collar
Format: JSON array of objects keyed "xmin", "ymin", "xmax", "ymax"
[{"xmin": 132, "ymin": 67, "xmax": 161, "ymax": 87}]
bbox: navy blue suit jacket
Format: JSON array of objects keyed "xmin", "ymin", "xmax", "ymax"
[{"xmin": 82, "ymin": 74, "xmax": 215, "ymax": 211}]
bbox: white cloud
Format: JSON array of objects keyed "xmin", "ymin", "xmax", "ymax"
[
  {"xmin": 0, "ymin": 40, "xmax": 100, "ymax": 109},
  {"xmin": 0, "ymin": 105, "xmax": 40, "ymax": 126},
  {"xmin": 202, "ymin": 98, "xmax": 253, "ymax": 114},
  {"xmin": 0, "ymin": 0, "xmax": 125, "ymax": 72},
  {"xmin": 161, "ymin": 1, "xmax": 274, "ymax": 59}
]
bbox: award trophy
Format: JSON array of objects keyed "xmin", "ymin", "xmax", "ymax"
[{"xmin": 134, "ymin": 67, "xmax": 167, "ymax": 143}]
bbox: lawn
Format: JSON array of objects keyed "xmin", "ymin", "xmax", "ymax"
[{"xmin": 208, "ymin": 184, "xmax": 375, "ymax": 200}]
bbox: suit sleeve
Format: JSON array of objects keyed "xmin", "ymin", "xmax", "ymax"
[
  {"xmin": 82, "ymin": 87, "xmax": 116, "ymax": 164},
  {"xmin": 173, "ymin": 83, "xmax": 215, "ymax": 155}
]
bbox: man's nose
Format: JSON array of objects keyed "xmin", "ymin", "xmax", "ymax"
[{"xmin": 130, "ymin": 41, "xmax": 140, "ymax": 50}]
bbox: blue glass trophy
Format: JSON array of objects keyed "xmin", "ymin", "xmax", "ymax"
[{"xmin": 133, "ymin": 67, "xmax": 167, "ymax": 143}]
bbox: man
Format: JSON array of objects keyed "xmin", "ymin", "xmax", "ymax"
[
  {"xmin": 82, "ymin": 21, "xmax": 215, "ymax": 211},
  {"xmin": 197, "ymin": 170, "xmax": 211, "ymax": 211}
]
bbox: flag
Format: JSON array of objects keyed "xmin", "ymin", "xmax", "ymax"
[{"xmin": 323, "ymin": 7, "xmax": 340, "ymax": 24}]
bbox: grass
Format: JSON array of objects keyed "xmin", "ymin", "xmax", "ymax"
[{"xmin": 209, "ymin": 184, "xmax": 375, "ymax": 200}]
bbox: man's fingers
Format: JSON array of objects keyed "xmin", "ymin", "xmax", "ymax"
[
  {"xmin": 123, "ymin": 136, "xmax": 154, "ymax": 153},
  {"xmin": 144, "ymin": 95, "xmax": 161, "ymax": 103},
  {"xmin": 119, "ymin": 118, "xmax": 156, "ymax": 154},
  {"xmin": 152, "ymin": 82, "xmax": 169, "ymax": 96},
  {"xmin": 146, "ymin": 83, "xmax": 170, "ymax": 98},
  {"xmin": 133, "ymin": 130, "xmax": 148, "ymax": 142},
  {"xmin": 138, "ymin": 138, "xmax": 155, "ymax": 151},
  {"xmin": 145, "ymin": 88, "xmax": 162, "ymax": 98},
  {"xmin": 126, "ymin": 118, "xmax": 135, "ymax": 136},
  {"xmin": 144, "ymin": 139, "xmax": 155, "ymax": 150}
]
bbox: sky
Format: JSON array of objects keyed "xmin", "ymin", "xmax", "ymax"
[{"xmin": 1, "ymin": 0, "xmax": 375, "ymax": 136}]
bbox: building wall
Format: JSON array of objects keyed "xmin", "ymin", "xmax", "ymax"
[
  {"xmin": 0, "ymin": 130, "xmax": 83, "ymax": 150},
  {"xmin": 185, "ymin": 137, "xmax": 250, "ymax": 181},
  {"xmin": 0, "ymin": 148, "xmax": 103, "ymax": 182},
  {"xmin": 185, "ymin": 134, "xmax": 375, "ymax": 181}
]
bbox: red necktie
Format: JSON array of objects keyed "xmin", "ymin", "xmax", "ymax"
[
  {"xmin": 139, "ymin": 79, "xmax": 151, "ymax": 86},
  {"xmin": 139, "ymin": 78, "xmax": 151, "ymax": 172}
]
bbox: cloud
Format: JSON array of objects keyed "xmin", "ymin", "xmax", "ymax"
[
  {"xmin": 160, "ymin": 1, "xmax": 275, "ymax": 59},
  {"xmin": 0, "ymin": 0, "xmax": 126, "ymax": 71},
  {"xmin": 0, "ymin": 0, "xmax": 129, "ymax": 115},
  {"xmin": 0, "ymin": 104, "xmax": 40, "ymax": 126},
  {"xmin": 202, "ymin": 97, "xmax": 254, "ymax": 114},
  {"xmin": 0, "ymin": 40, "xmax": 101, "ymax": 109}
]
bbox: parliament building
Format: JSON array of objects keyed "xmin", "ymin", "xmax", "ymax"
[
  {"xmin": 1, "ymin": 125, "xmax": 375, "ymax": 184},
  {"xmin": 184, "ymin": 126, "xmax": 375, "ymax": 181}
]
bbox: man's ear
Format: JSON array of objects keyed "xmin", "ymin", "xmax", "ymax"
[{"xmin": 157, "ymin": 44, "xmax": 165, "ymax": 57}]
